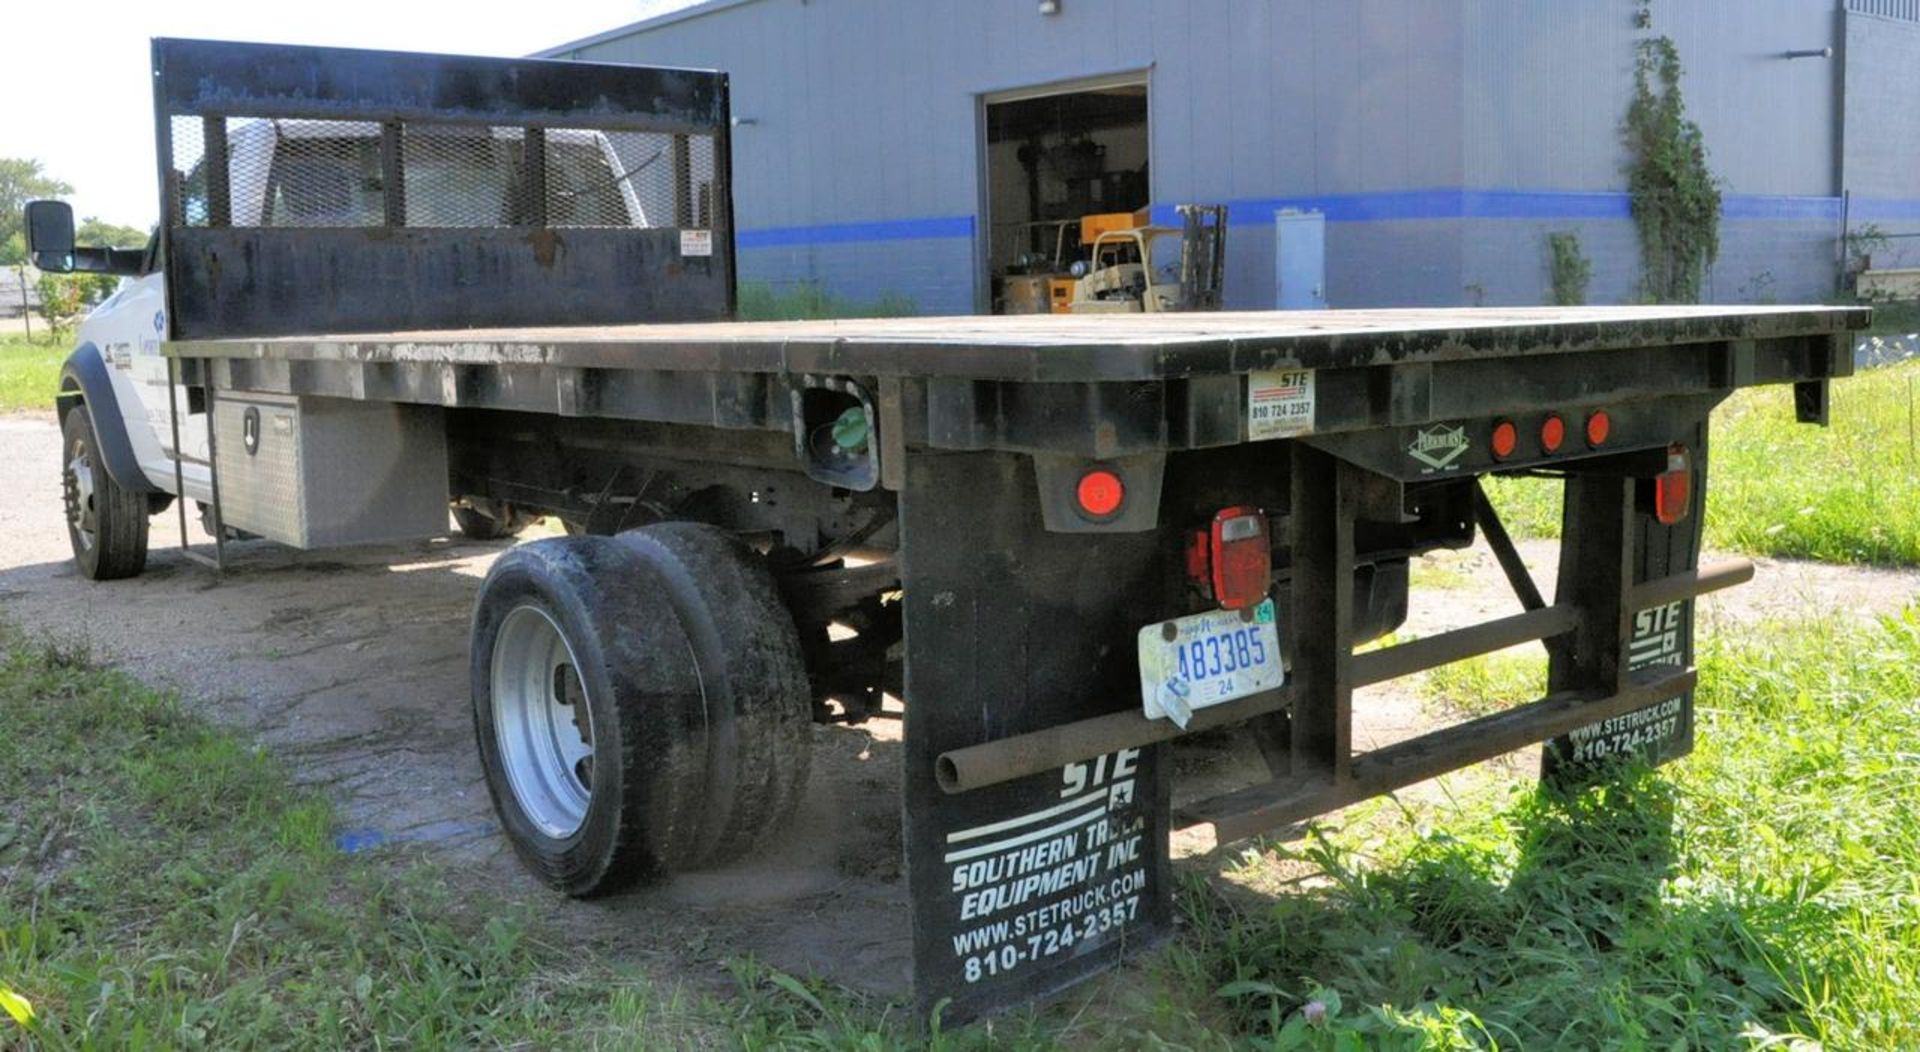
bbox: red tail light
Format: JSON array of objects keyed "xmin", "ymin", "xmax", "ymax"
[
  {"xmin": 1075, "ymin": 468, "xmax": 1126, "ymax": 519},
  {"xmin": 1490, "ymin": 420, "xmax": 1518, "ymax": 460},
  {"xmin": 1655, "ymin": 445, "xmax": 1692, "ymax": 525},
  {"xmin": 1585, "ymin": 410, "xmax": 1611, "ymax": 447},
  {"xmin": 1209, "ymin": 507, "xmax": 1272, "ymax": 610},
  {"xmin": 1540, "ymin": 414, "xmax": 1566, "ymax": 453}
]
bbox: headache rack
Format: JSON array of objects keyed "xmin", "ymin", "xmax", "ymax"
[{"xmin": 150, "ymin": 37, "xmax": 735, "ymax": 341}]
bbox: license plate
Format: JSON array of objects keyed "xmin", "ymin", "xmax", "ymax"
[{"xmin": 1136, "ymin": 599, "xmax": 1285, "ymax": 727}]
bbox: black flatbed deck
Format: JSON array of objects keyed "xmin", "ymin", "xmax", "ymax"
[{"xmin": 172, "ymin": 305, "xmax": 1868, "ymax": 383}]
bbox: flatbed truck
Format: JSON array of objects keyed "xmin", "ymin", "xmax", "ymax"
[{"xmin": 26, "ymin": 39, "xmax": 1865, "ymax": 1020}]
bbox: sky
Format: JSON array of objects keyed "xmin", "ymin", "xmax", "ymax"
[{"xmin": 3, "ymin": 0, "xmax": 703, "ymax": 228}]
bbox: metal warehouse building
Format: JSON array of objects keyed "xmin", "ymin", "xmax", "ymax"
[{"xmin": 546, "ymin": 0, "xmax": 1920, "ymax": 315}]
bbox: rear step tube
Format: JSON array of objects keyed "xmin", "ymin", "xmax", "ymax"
[
  {"xmin": 1181, "ymin": 665, "xmax": 1697, "ymax": 846},
  {"xmin": 934, "ymin": 559, "xmax": 1751, "ymax": 795}
]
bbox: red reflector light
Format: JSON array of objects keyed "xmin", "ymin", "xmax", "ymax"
[
  {"xmin": 1075, "ymin": 469, "xmax": 1125, "ymax": 519},
  {"xmin": 1586, "ymin": 410, "xmax": 1611, "ymax": 447},
  {"xmin": 1210, "ymin": 506, "xmax": 1271, "ymax": 610},
  {"xmin": 1655, "ymin": 445, "xmax": 1692, "ymax": 526},
  {"xmin": 1491, "ymin": 420, "xmax": 1518, "ymax": 460},
  {"xmin": 1540, "ymin": 414, "xmax": 1566, "ymax": 453}
]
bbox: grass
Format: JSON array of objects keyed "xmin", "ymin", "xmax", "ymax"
[
  {"xmin": 735, "ymin": 281, "xmax": 918, "ymax": 321},
  {"xmin": 1861, "ymin": 297, "xmax": 1920, "ymax": 339},
  {"xmin": 1420, "ymin": 650, "xmax": 1549, "ymax": 718},
  {"xmin": 0, "ymin": 626, "xmax": 1165, "ymax": 1049},
  {"xmin": 7, "ymin": 605, "xmax": 1920, "ymax": 1046},
  {"xmin": 1181, "ymin": 607, "xmax": 1920, "ymax": 1049},
  {"xmin": 1483, "ymin": 358, "xmax": 1920, "ymax": 564},
  {"xmin": 1407, "ymin": 555, "xmax": 1480, "ymax": 592},
  {"xmin": 0, "ymin": 628, "xmax": 738, "ymax": 1048},
  {"xmin": 0, "ymin": 335, "xmax": 63, "ymax": 414},
  {"xmin": 11, "ymin": 611, "xmax": 1919, "ymax": 1048}
]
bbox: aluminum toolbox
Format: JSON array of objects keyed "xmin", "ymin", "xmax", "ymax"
[{"xmin": 212, "ymin": 393, "xmax": 448, "ymax": 548}]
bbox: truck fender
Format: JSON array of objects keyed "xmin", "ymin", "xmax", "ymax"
[{"xmin": 56, "ymin": 344, "xmax": 161, "ymax": 494}]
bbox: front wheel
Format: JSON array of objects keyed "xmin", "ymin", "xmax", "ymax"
[{"xmin": 61, "ymin": 407, "xmax": 148, "ymax": 580}]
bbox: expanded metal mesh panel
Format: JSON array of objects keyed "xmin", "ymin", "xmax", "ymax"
[
  {"xmin": 249, "ymin": 120, "xmax": 385, "ymax": 228},
  {"xmin": 686, "ymin": 134, "xmax": 718, "ymax": 229},
  {"xmin": 167, "ymin": 116, "xmax": 209, "ymax": 226},
  {"xmin": 169, "ymin": 117, "xmax": 388, "ymax": 228},
  {"xmin": 545, "ymin": 128, "xmax": 646, "ymax": 227},
  {"xmin": 164, "ymin": 119, "xmax": 716, "ymax": 231},
  {"xmin": 402, "ymin": 124, "xmax": 534, "ymax": 227}
]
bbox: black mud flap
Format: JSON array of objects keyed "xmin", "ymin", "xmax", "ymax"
[
  {"xmin": 1542, "ymin": 422, "xmax": 1708, "ymax": 784},
  {"xmin": 898, "ymin": 450, "xmax": 1174, "ymax": 1023}
]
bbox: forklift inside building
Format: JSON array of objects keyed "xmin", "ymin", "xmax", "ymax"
[{"xmin": 982, "ymin": 79, "xmax": 1150, "ymax": 313}]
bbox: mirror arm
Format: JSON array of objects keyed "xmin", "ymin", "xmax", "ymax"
[{"xmin": 69, "ymin": 246, "xmax": 148, "ymax": 278}]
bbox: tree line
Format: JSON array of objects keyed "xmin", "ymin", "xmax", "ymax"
[{"xmin": 2, "ymin": 157, "xmax": 148, "ymax": 338}]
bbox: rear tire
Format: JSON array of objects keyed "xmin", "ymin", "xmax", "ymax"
[
  {"xmin": 61, "ymin": 407, "xmax": 148, "ymax": 581},
  {"xmin": 616, "ymin": 522, "xmax": 813, "ymax": 867},
  {"xmin": 471, "ymin": 528, "xmax": 811, "ymax": 896}
]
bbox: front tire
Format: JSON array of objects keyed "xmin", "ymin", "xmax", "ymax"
[
  {"xmin": 61, "ymin": 407, "xmax": 148, "ymax": 580},
  {"xmin": 471, "ymin": 529, "xmax": 812, "ymax": 896}
]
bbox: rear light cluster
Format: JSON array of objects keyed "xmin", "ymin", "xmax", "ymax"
[
  {"xmin": 1489, "ymin": 410, "xmax": 1611, "ymax": 462},
  {"xmin": 1655, "ymin": 444, "xmax": 1693, "ymax": 526},
  {"xmin": 1186, "ymin": 507, "xmax": 1272, "ymax": 610},
  {"xmin": 1485, "ymin": 409, "xmax": 1692, "ymax": 527}
]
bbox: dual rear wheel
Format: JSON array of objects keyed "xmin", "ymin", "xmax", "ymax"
[{"xmin": 470, "ymin": 523, "xmax": 812, "ymax": 896}]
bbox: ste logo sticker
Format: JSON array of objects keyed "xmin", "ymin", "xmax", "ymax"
[{"xmin": 1247, "ymin": 369, "xmax": 1315, "ymax": 439}]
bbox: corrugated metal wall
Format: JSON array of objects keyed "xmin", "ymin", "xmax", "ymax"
[
  {"xmin": 1459, "ymin": 0, "xmax": 1845, "ymax": 304},
  {"xmin": 567, "ymin": 0, "xmax": 1912, "ymax": 311},
  {"xmin": 568, "ymin": 0, "xmax": 1465, "ymax": 312},
  {"xmin": 1844, "ymin": 4, "xmax": 1920, "ymax": 269}
]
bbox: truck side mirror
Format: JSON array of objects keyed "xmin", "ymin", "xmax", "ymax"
[{"xmin": 25, "ymin": 200, "xmax": 76, "ymax": 273}]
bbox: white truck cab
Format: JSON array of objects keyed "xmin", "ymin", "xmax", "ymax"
[{"xmin": 35, "ymin": 120, "xmax": 657, "ymax": 573}]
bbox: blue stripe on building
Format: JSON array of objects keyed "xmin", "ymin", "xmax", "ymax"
[
  {"xmin": 737, "ymin": 215, "xmax": 975, "ymax": 248},
  {"xmin": 738, "ymin": 191, "xmax": 1917, "ymax": 249},
  {"xmin": 1851, "ymin": 198, "xmax": 1920, "ymax": 221}
]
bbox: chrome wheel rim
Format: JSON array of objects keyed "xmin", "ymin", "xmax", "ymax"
[
  {"xmin": 63, "ymin": 436, "xmax": 97, "ymax": 553},
  {"xmin": 492, "ymin": 605, "xmax": 596, "ymax": 838}
]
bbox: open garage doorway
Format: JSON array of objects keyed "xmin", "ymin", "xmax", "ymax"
[{"xmin": 983, "ymin": 76, "xmax": 1149, "ymax": 314}]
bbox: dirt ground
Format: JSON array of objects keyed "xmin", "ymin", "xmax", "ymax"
[{"xmin": 2, "ymin": 410, "xmax": 1915, "ymax": 998}]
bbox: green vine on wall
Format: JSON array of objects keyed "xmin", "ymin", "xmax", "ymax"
[
  {"xmin": 1547, "ymin": 231, "xmax": 1593, "ymax": 306},
  {"xmin": 1624, "ymin": 7, "xmax": 1721, "ymax": 303}
]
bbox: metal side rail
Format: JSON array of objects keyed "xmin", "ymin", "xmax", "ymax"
[{"xmin": 166, "ymin": 356, "xmax": 226, "ymax": 571}]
